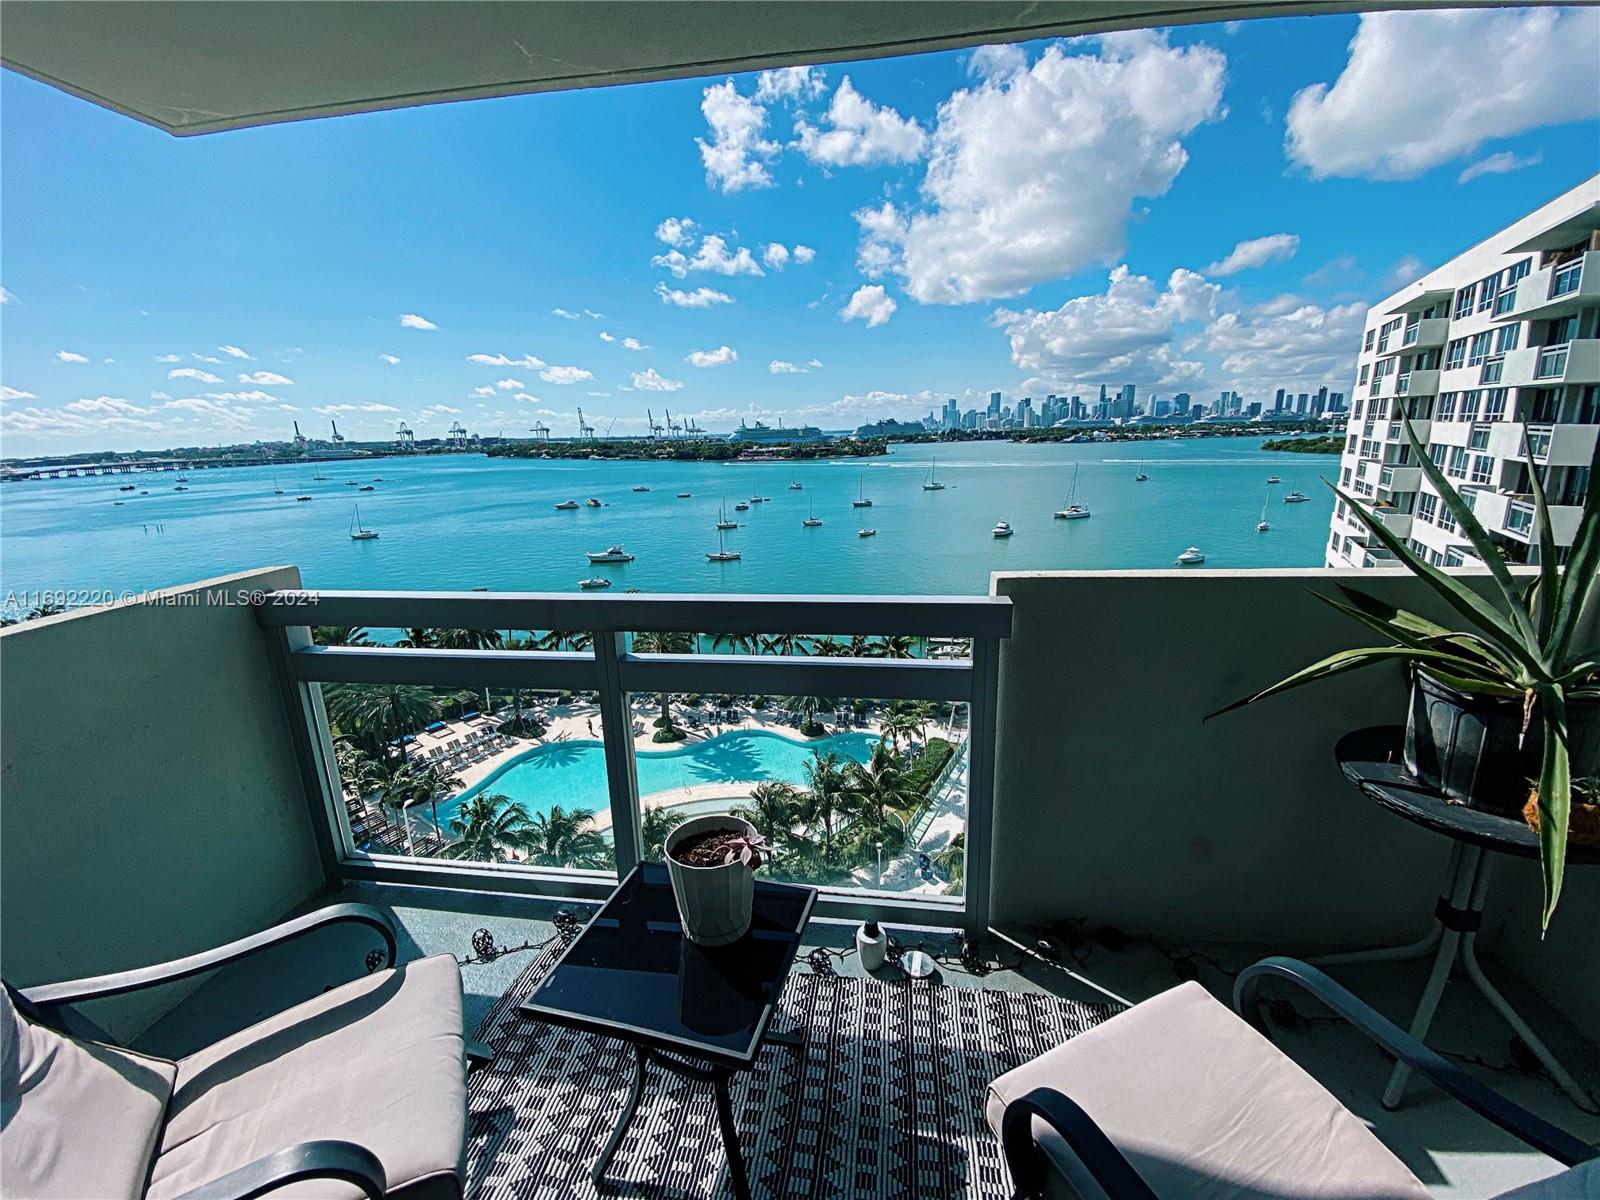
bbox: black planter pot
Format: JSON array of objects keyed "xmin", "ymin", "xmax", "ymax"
[{"xmin": 1405, "ymin": 671, "xmax": 1600, "ymax": 814}]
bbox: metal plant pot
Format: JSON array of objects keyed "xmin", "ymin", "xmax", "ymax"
[
  {"xmin": 1405, "ymin": 672, "xmax": 1600, "ymax": 814},
  {"xmin": 664, "ymin": 814, "xmax": 757, "ymax": 947}
]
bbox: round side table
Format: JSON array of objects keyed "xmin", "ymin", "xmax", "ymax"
[{"xmin": 1327, "ymin": 726, "xmax": 1599, "ymax": 1113}]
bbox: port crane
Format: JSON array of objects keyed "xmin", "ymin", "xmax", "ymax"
[
  {"xmin": 646, "ymin": 408, "xmax": 665, "ymax": 440},
  {"xmin": 330, "ymin": 419, "xmax": 345, "ymax": 444},
  {"xmin": 576, "ymin": 407, "xmax": 596, "ymax": 439},
  {"xmin": 528, "ymin": 421, "xmax": 551, "ymax": 441},
  {"xmin": 394, "ymin": 422, "xmax": 415, "ymax": 450},
  {"xmin": 665, "ymin": 409, "xmax": 681, "ymax": 438}
]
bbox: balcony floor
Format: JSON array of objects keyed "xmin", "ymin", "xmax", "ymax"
[{"xmin": 139, "ymin": 880, "xmax": 1598, "ymax": 1199}]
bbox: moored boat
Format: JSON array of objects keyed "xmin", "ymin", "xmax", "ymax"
[
  {"xmin": 586, "ymin": 545, "xmax": 635, "ymax": 563},
  {"xmin": 1175, "ymin": 546, "xmax": 1206, "ymax": 564}
]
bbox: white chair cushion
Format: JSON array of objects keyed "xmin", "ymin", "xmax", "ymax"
[
  {"xmin": 986, "ymin": 981, "xmax": 1432, "ymax": 1200},
  {"xmin": 1, "ymin": 983, "xmax": 178, "ymax": 1200},
  {"xmin": 1493, "ymin": 1159, "xmax": 1600, "ymax": 1198},
  {"xmin": 146, "ymin": 953, "xmax": 467, "ymax": 1200}
]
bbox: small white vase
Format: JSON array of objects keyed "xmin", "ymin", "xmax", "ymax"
[{"xmin": 664, "ymin": 814, "xmax": 758, "ymax": 947}]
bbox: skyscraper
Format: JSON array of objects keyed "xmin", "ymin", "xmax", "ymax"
[{"xmin": 1118, "ymin": 384, "xmax": 1136, "ymax": 419}]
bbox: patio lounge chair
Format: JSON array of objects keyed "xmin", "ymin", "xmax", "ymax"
[
  {"xmin": 992, "ymin": 956, "xmax": 1597, "ymax": 1199},
  {"xmin": 2, "ymin": 904, "xmax": 474, "ymax": 1200}
]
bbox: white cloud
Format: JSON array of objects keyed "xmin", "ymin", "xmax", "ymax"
[
  {"xmin": 656, "ymin": 283, "xmax": 734, "ymax": 308},
  {"xmin": 599, "ymin": 331, "xmax": 616, "ymax": 342},
  {"xmin": 400, "ymin": 313, "xmax": 438, "ymax": 330},
  {"xmin": 154, "ymin": 354, "xmax": 182, "ymax": 363},
  {"xmin": 792, "ymin": 245, "xmax": 816, "ymax": 265},
  {"xmin": 423, "ymin": 403, "xmax": 462, "ymax": 416},
  {"xmin": 630, "ymin": 368, "xmax": 685, "ymax": 392},
  {"xmin": 56, "ymin": 351, "xmax": 90, "ymax": 363},
  {"xmin": 622, "ymin": 337, "xmax": 647, "ymax": 351},
  {"xmin": 687, "ymin": 345, "xmax": 737, "ymax": 368},
  {"xmin": 150, "ymin": 391, "xmax": 172, "ymax": 401},
  {"xmin": 512, "ymin": 393, "xmax": 542, "ymax": 404},
  {"xmin": 840, "ymin": 284, "xmax": 897, "ymax": 328},
  {"xmin": 655, "ymin": 217, "xmax": 696, "ymax": 247},
  {"xmin": 796, "ymin": 77, "xmax": 928, "ymax": 167},
  {"xmin": 1458, "ymin": 150, "xmax": 1545, "ymax": 184},
  {"xmin": 239, "ymin": 370, "xmax": 293, "ymax": 385},
  {"xmin": 653, "ymin": 233, "xmax": 764, "ymax": 278},
  {"xmin": 190, "ymin": 353, "xmax": 223, "ymax": 363},
  {"xmin": 763, "ymin": 243, "xmax": 790, "ymax": 270},
  {"xmin": 1, "ymin": 385, "xmax": 36, "ymax": 401},
  {"xmin": 204, "ymin": 390, "xmax": 278, "ymax": 403},
  {"xmin": 471, "ymin": 385, "xmax": 496, "ymax": 397},
  {"xmin": 769, "ymin": 360, "xmax": 809, "ymax": 374},
  {"xmin": 315, "ymin": 403, "xmax": 400, "ymax": 414},
  {"xmin": 1204, "ymin": 295, "xmax": 1367, "ymax": 394},
  {"xmin": 1381, "ymin": 254, "xmax": 1427, "ymax": 291},
  {"xmin": 1286, "ymin": 9, "xmax": 1598, "ymax": 180},
  {"xmin": 169, "ymin": 367, "xmax": 225, "ymax": 383},
  {"xmin": 66, "ymin": 396, "xmax": 149, "ymax": 416},
  {"xmin": 583, "ymin": 309, "xmax": 605, "ymax": 320},
  {"xmin": 855, "ymin": 33, "xmax": 1225, "ymax": 304},
  {"xmin": 540, "ymin": 365, "xmax": 593, "ymax": 385},
  {"xmin": 996, "ymin": 265, "xmax": 1220, "ymax": 390},
  {"xmin": 494, "ymin": 378, "xmax": 525, "ymax": 390},
  {"xmin": 755, "ymin": 66, "xmax": 826, "ymax": 101},
  {"xmin": 1206, "ymin": 233, "xmax": 1300, "ymax": 277},
  {"xmin": 467, "ymin": 352, "xmax": 545, "ymax": 368},
  {"xmin": 697, "ymin": 79, "xmax": 779, "ymax": 192},
  {"xmin": 379, "ymin": 353, "xmax": 401, "ymax": 365},
  {"xmin": 552, "ymin": 307, "xmax": 580, "ymax": 319},
  {"xmin": 218, "ymin": 344, "xmax": 253, "ymax": 359},
  {"xmin": 0, "ymin": 286, "xmax": 13, "ymax": 305},
  {"xmin": 969, "ymin": 44, "xmax": 1028, "ymax": 81}
]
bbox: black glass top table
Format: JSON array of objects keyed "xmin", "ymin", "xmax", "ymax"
[
  {"xmin": 1327, "ymin": 727, "xmax": 1598, "ymax": 1114},
  {"xmin": 520, "ymin": 862, "xmax": 816, "ymax": 1198}
]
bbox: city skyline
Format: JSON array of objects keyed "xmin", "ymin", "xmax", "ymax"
[{"xmin": 2, "ymin": 7, "xmax": 1597, "ymax": 455}]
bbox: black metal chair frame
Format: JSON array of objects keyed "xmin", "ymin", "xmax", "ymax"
[
  {"xmin": 1001, "ymin": 956, "xmax": 1597, "ymax": 1200},
  {"xmin": 11, "ymin": 903, "xmax": 486, "ymax": 1200}
]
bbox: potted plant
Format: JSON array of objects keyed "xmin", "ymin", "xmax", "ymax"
[
  {"xmin": 663, "ymin": 814, "xmax": 770, "ymax": 946},
  {"xmin": 1211, "ymin": 419, "xmax": 1598, "ymax": 929}
]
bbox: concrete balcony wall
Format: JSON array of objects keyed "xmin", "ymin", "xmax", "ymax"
[
  {"xmin": 1505, "ymin": 251, "xmax": 1600, "ymax": 322},
  {"xmin": 0, "ymin": 567, "xmax": 322, "ymax": 1039},
  {"xmin": 988, "ymin": 568, "xmax": 1597, "ymax": 1041}
]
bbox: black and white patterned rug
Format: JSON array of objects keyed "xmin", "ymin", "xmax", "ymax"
[{"xmin": 464, "ymin": 943, "xmax": 1114, "ymax": 1199}]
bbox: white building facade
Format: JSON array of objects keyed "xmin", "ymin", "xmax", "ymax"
[{"xmin": 1327, "ymin": 176, "xmax": 1600, "ymax": 570}]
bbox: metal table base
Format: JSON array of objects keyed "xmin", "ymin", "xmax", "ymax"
[{"xmin": 1312, "ymin": 841, "xmax": 1597, "ymax": 1113}]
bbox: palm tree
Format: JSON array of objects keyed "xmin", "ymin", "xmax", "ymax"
[
  {"xmin": 734, "ymin": 781, "xmax": 801, "ymax": 846},
  {"xmin": 762, "ymin": 632, "xmax": 809, "ymax": 656},
  {"xmin": 334, "ymin": 738, "xmax": 388, "ymax": 804},
  {"xmin": 536, "ymin": 630, "xmax": 593, "ymax": 652},
  {"xmin": 632, "ymin": 631, "xmax": 694, "ymax": 735},
  {"xmin": 799, "ymin": 751, "xmax": 853, "ymax": 863},
  {"xmin": 782, "ymin": 694, "xmax": 837, "ymax": 736},
  {"xmin": 933, "ymin": 832, "xmax": 965, "ymax": 894},
  {"xmin": 385, "ymin": 759, "xmax": 464, "ymax": 839},
  {"xmin": 709, "ymin": 632, "xmax": 759, "ymax": 655},
  {"xmin": 870, "ymin": 634, "xmax": 919, "ymax": 660},
  {"xmin": 396, "ymin": 627, "xmax": 435, "ymax": 648},
  {"xmin": 433, "ymin": 627, "xmax": 504, "ymax": 713},
  {"xmin": 315, "ymin": 625, "xmax": 368, "ymax": 646},
  {"xmin": 808, "ymin": 637, "xmax": 849, "ymax": 657},
  {"xmin": 845, "ymin": 740, "xmax": 919, "ymax": 828},
  {"xmin": 640, "ymin": 806, "xmax": 687, "ymax": 860},
  {"xmin": 323, "ymin": 683, "xmax": 438, "ymax": 759},
  {"xmin": 441, "ymin": 792, "xmax": 537, "ymax": 862},
  {"xmin": 524, "ymin": 805, "xmax": 611, "ymax": 869}
]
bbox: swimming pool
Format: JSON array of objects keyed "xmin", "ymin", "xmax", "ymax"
[{"xmin": 434, "ymin": 728, "xmax": 880, "ymax": 829}]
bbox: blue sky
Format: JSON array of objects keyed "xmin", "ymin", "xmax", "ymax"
[{"xmin": 2, "ymin": 6, "xmax": 1597, "ymax": 454}]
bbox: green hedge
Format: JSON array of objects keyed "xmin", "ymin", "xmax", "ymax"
[{"xmin": 906, "ymin": 737, "xmax": 955, "ymax": 796}]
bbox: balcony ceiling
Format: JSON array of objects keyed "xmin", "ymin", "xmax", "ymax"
[
  {"xmin": 1505, "ymin": 200, "xmax": 1600, "ymax": 253},
  {"xmin": 1, "ymin": 0, "xmax": 1530, "ymax": 137}
]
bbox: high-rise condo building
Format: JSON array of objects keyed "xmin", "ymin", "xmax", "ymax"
[{"xmin": 1327, "ymin": 176, "xmax": 1599, "ymax": 570}]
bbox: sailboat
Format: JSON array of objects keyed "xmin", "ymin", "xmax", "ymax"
[
  {"xmin": 1135, "ymin": 460, "xmax": 1149, "ymax": 482},
  {"xmin": 1256, "ymin": 491, "xmax": 1271, "ymax": 533},
  {"xmin": 922, "ymin": 460, "xmax": 945, "ymax": 491},
  {"xmin": 349, "ymin": 506, "xmax": 378, "ymax": 540},
  {"xmin": 716, "ymin": 502, "xmax": 738, "ymax": 531},
  {"xmin": 313, "ymin": 470, "xmax": 328, "ymax": 481},
  {"xmin": 272, "ymin": 476, "xmax": 284, "ymax": 495},
  {"xmin": 1053, "ymin": 464, "xmax": 1091, "ymax": 520},
  {"xmin": 706, "ymin": 525, "xmax": 741, "ymax": 561},
  {"xmin": 802, "ymin": 500, "xmax": 822, "ymax": 527},
  {"xmin": 852, "ymin": 475, "xmax": 873, "ymax": 508},
  {"xmin": 788, "ymin": 474, "xmax": 803, "ymax": 491}
]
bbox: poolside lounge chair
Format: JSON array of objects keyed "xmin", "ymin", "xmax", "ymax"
[
  {"xmin": 992, "ymin": 956, "xmax": 1597, "ymax": 1199},
  {"xmin": 3, "ymin": 905, "xmax": 474, "ymax": 1200}
]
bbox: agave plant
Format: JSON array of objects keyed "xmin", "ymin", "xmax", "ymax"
[{"xmin": 1212, "ymin": 417, "xmax": 1598, "ymax": 929}]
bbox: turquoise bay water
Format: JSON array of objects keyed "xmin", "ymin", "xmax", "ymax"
[
  {"xmin": 442, "ymin": 728, "xmax": 880, "ymax": 828},
  {"xmin": 0, "ymin": 438, "xmax": 1336, "ymax": 598}
]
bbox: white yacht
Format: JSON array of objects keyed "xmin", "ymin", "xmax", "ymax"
[
  {"xmin": 706, "ymin": 526, "xmax": 741, "ymax": 561},
  {"xmin": 788, "ymin": 476, "xmax": 803, "ymax": 490},
  {"xmin": 992, "ymin": 520, "xmax": 1014, "ymax": 538},
  {"xmin": 1283, "ymin": 490, "xmax": 1311, "ymax": 504},
  {"xmin": 349, "ymin": 506, "xmax": 378, "ymax": 541},
  {"xmin": 586, "ymin": 546, "xmax": 635, "ymax": 563},
  {"xmin": 1053, "ymin": 464, "xmax": 1091, "ymax": 520},
  {"xmin": 858, "ymin": 528, "xmax": 877, "ymax": 538},
  {"xmin": 1175, "ymin": 546, "xmax": 1206, "ymax": 564},
  {"xmin": 852, "ymin": 476, "xmax": 873, "ymax": 508},
  {"xmin": 802, "ymin": 501, "xmax": 822, "ymax": 528},
  {"xmin": 716, "ymin": 502, "xmax": 738, "ymax": 530},
  {"xmin": 677, "ymin": 492, "xmax": 692, "ymax": 498},
  {"xmin": 578, "ymin": 577, "xmax": 612, "ymax": 589},
  {"xmin": 632, "ymin": 485, "xmax": 651, "ymax": 492},
  {"xmin": 554, "ymin": 499, "xmax": 580, "ymax": 510},
  {"xmin": 585, "ymin": 497, "xmax": 603, "ymax": 508},
  {"xmin": 1266, "ymin": 475, "xmax": 1282, "ymax": 485},
  {"xmin": 1256, "ymin": 494, "xmax": 1271, "ymax": 533},
  {"xmin": 1135, "ymin": 460, "xmax": 1149, "ymax": 482},
  {"xmin": 733, "ymin": 501, "xmax": 750, "ymax": 512},
  {"xmin": 923, "ymin": 461, "xmax": 946, "ymax": 491}
]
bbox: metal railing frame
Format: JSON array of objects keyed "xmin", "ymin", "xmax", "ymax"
[{"xmin": 256, "ymin": 589, "xmax": 1012, "ymax": 933}]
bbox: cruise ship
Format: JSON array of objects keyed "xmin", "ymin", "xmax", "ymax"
[{"xmin": 727, "ymin": 419, "xmax": 824, "ymax": 445}]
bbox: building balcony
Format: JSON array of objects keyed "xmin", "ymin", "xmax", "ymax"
[
  {"xmin": 1501, "ymin": 340, "xmax": 1600, "ymax": 387},
  {"xmin": 1394, "ymin": 368, "xmax": 1439, "ymax": 397},
  {"xmin": 1498, "ymin": 251, "xmax": 1600, "ymax": 322},
  {"xmin": 4, "ymin": 567, "xmax": 1597, "ymax": 1199},
  {"xmin": 1389, "ymin": 317, "xmax": 1448, "ymax": 356},
  {"xmin": 1488, "ymin": 420, "xmax": 1599, "ymax": 467},
  {"xmin": 1370, "ymin": 506, "xmax": 1413, "ymax": 540},
  {"xmin": 1377, "ymin": 464, "xmax": 1421, "ymax": 494}
]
